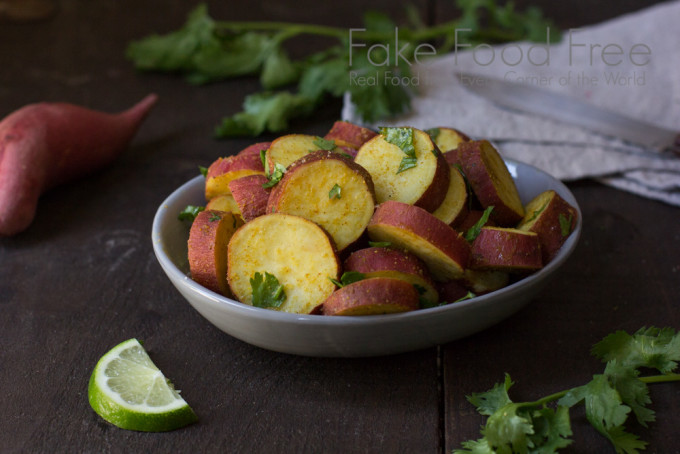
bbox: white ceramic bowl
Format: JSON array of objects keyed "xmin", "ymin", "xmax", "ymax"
[{"xmin": 152, "ymin": 159, "xmax": 581, "ymax": 357}]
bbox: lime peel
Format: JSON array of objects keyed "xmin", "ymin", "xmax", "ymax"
[{"xmin": 88, "ymin": 338, "xmax": 197, "ymax": 432}]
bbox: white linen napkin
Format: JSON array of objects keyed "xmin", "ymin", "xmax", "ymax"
[{"xmin": 342, "ymin": 0, "xmax": 680, "ymax": 206}]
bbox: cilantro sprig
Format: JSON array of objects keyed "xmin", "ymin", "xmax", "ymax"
[
  {"xmin": 455, "ymin": 327, "xmax": 680, "ymax": 454},
  {"xmin": 126, "ymin": 2, "xmax": 559, "ymax": 137}
]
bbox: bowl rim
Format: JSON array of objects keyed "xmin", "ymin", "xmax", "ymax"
[{"xmin": 152, "ymin": 158, "xmax": 582, "ymax": 327}]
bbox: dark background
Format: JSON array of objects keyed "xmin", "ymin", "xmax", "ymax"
[{"xmin": 1, "ymin": 1, "xmax": 677, "ymax": 452}]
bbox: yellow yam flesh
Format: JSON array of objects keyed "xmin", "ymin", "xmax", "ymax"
[{"xmin": 227, "ymin": 213, "xmax": 339, "ymax": 314}]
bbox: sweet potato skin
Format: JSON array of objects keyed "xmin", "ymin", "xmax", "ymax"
[
  {"xmin": 0, "ymin": 94, "xmax": 157, "ymax": 236},
  {"xmin": 188, "ymin": 210, "xmax": 242, "ymax": 296},
  {"xmin": 469, "ymin": 227, "xmax": 542, "ymax": 272},
  {"xmin": 205, "ymin": 153, "xmax": 265, "ymax": 199},
  {"xmin": 237, "ymin": 142, "xmax": 272, "ymax": 158},
  {"xmin": 228, "ymin": 174, "xmax": 270, "ymax": 222},
  {"xmin": 324, "ymin": 121, "xmax": 377, "ymax": 150},
  {"xmin": 368, "ymin": 201, "xmax": 471, "ymax": 281},
  {"xmin": 344, "ymin": 246, "xmax": 438, "ymax": 303},
  {"xmin": 456, "ymin": 140, "xmax": 525, "ymax": 226},
  {"xmin": 323, "ymin": 277, "xmax": 420, "ymax": 316},
  {"xmin": 518, "ymin": 190, "xmax": 578, "ymax": 263}
]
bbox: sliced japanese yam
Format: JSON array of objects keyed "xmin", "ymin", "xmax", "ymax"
[
  {"xmin": 228, "ymin": 174, "xmax": 271, "ymax": 222},
  {"xmin": 205, "ymin": 153, "xmax": 265, "ymax": 199},
  {"xmin": 436, "ymin": 280, "xmax": 471, "ymax": 304},
  {"xmin": 227, "ymin": 213, "xmax": 340, "ymax": 314},
  {"xmin": 367, "ymin": 201, "xmax": 470, "ymax": 282},
  {"xmin": 429, "ymin": 127, "xmax": 470, "ymax": 153},
  {"xmin": 469, "ymin": 227, "xmax": 542, "ymax": 272},
  {"xmin": 324, "ymin": 121, "xmax": 378, "ymax": 150},
  {"xmin": 206, "ymin": 194, "xmax": 242, "ymax": 217},
  {"xmin": 265, "ymin": 134, "xmax": 320, "ymax": 173},
  {"xmin": 456, "ymin": 140, "xmax": 524, "ymax": 225},
  {"xmin": 517, "ymin": 189, "xmax": 578, "ymax": 264},
  {"xmin": 323, "ymin": 277, "xmax": 420, "ymax": 316},
  {"xmin": 354, "ymin": 127, "xmax": 450, "ymax": 212},
  {"xmin": 188, "ymin": 210, "xmax": 243, "ymax": 297},
  {"xmin": 266, "ymin": 150, "xmax": 376, "ymax": 251},
  {"xmin": 344, "ymin": 246, "xmax": 438, "ymax": 304},
  {"xmin": 432, "ymin": 165, "xmax": 468, "ymax": 226}
]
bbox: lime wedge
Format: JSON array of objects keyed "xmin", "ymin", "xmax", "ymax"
[{"xmin": 88, "ymin": 338, "xmax": 197, "ymax": 431}]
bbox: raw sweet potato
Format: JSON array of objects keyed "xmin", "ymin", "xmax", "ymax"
[
  {"xmin": 456, "ymin": 140, "xmax": 525, "ymax": 226},
  {"xmin": 227, "ymin": 213, "xmax": 340, "ymax": 314},
  {"xmin": 228, "ymin": 174, "xmax": 270, "ymax": 222},
  {"xmin": 368, "ymin": 201, "xmax": 470, "ymax": 281},
  {"xmin": 0, "ymin": 94, "xmax": 157, "ymax": 236},
  {"xmin": 354, "ymin": 127, "xmax": 450, "ymax": 212},
  {"xmin": 188, "ymin": 210, "xmax": 242, "ymax": 296},
  {"xmin": 469, "ymin": 227, "xmax": 542, "ymax": 272},
  {"xmin": 517, "ymin": 189, "xmax": 578, "ymax": 263},
  {"xmin": 323, "ymin": 121, "xmax": 377, "ymax": 150},
  {"xmin": 344, "ymin": 246, "xmax": 438, "ymax": 304},
  {"xmin": 266, "ymin": 150, "xmax": 376, "ymax": 251},
  {"xmin": 205, "ymin": 152, "xmax": 264, "ymax": 200},
  {"xmin": 323, "ymin": 277, "xmax": 420, "ymax": 316}
]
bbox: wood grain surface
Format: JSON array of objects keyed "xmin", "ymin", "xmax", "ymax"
[{"xmin": 1, "ymin": 1, "xmax": 677, "ymax": 453}]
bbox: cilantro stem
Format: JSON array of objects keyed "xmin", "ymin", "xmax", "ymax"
[
  {"xmin": 214, "ymin": 19, "xmax": 465, "ymax": 43},
  {"xmin": 517, "ymin": 373, "xmax": 680, "ymax": 409}
]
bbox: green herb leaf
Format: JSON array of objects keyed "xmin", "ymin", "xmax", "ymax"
[
  {"xmin": 260, "ymin": 149, "xmax": 269, "ymax": 177},
  {"xmin": 380, "ymin": 127, "xmax": 418, "ymax": 174},
  {"xmin": 453, "ymin": 291, "xmax": 476, "ymax": 303},
  {"xmin": 314, "ymin": 136, "xmax": 337, "ymax": 151},
  {"xmin": 250, "ymin": 271, "xmax": 286, "ymax": 308},
  {"xmin": 465, "ymin": 206, "xmax": 494, "ymax": 242},
  {"xmin": 559, "ymin": 213, "xmax": 573, "ymax": 237},
  {"xmin": 368, "ymin": 241, "xmax": 391, "ymax": 248},
  {"xmin": 426, "ymin": 127, "xmax": 441, "ymax": 141},
  {"xmin": 209, "ymin": 212, "xmax": 222, "ymax": 222},
  {"xmin": 199, "ymin": 165, "xmax": 208, "ymax": 177},
  {"xmin": 215, "ymin": 91, "xmax": 315, "ymax": 137},
  {"xmin": 329, "ymin": 271, "xmax": 366, "ymax": 288},
  {"xmin": 457, "ymin": 327, "xmax": 680, "ymax": 453},
  {"xmin": 526, "ymin": 200, "xmax": 549, "ymax": 223},
  {"xmin": 329, "ymin": 183, "xmax": 342, "ymax": 199},
  {"xmin": 262, "ymin": 163, "xmax": 286, "ymax": 188},
  {"xmin": 178, "ymin": 205, "xmax": 205, "ymax": 222}
]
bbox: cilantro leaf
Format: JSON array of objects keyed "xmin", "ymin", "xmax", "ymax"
[
  {"xmin": 368, "ymin": 241, "xmax": 391, "ymax": 248},
  {"xmin": 178, "ymin": 204, "xmax": 205, "ymax": 221},
  {"xmin": 215, "ymin": 91, "xmax": 315, "ymax": 137},
  {"xmin": 328, "ymin": 183, "xmax": 342, "ymax": 199},
  {"xmin": 262, "ymin": 163, "xmax": 286, "ymax": 188},
  {"xmin": 250, "ymin": 271, "xmax": 286, "ymax": 308},
  {"xmin": 592, "ymin": 327, "xmax": 680, "ymax": 373},
  {"xmin": 329, "ymin": 271, "xmax": 365, "ymax": 288},
  {"xmin": 380, "ymin": 127, "xmax": 418, "ymax": 174},
  {"xmin": 465, "ymin": 206, "xmax": 494, "ymax": 242},
  {"xmin": 314, "ymin": 136, "xmax": 337, "ymax": 151},
  {"xmin": 199, "ymin": 165, "xmax": 208, "ymax": 177},
  {"xmin": 559, "ymin": 213, "xmax": 573, "ymax": 237},
  {"xmin": 426, "ymin": 127, "xmax": 441, "ymax": 141},
  {"xmin": 467, "ymin": 374, "xmax": 514, "ymax": 416}
]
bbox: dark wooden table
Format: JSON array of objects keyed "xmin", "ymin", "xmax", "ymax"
[{"xmin": 2, "ymin": 1, "xmax": 678, "ymax": 453}]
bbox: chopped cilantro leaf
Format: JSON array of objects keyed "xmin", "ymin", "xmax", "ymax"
[
  {"xmin": 465, "ymin": 206, "xmax": 494, "ymax": 242},
  {"xmin": 262, "ymin": 163, "xmax": 286, "ymax": 188},
  {"xmin": 250, "ymin": 271, "xmax": 286, "ymax": 308},
  {"xmin": 178, "ymin": 205, "xmax": 205, "ymax": 222},
  {"xmin": 559, "ymin": 213, "xmax": 574, "ymax": 237},
  {"xmin": 368, "ymin": 241, "xmax": 392, "ymax": 248},
  {"xmin": 380, "ymin": 126, "xmax": 418, "ymax": 174},
  {"xmin": 209, "ymin": 212, "xmax": 222, "ymax": 222},
  {"xmin": 426, "ymin": 127, "xmax": 441, "ymax": 141},
  {"xmin": 314, "ymin": 136, "xmax": 337, "ymax": 151},
  {"xmin": 329, "ymin": 183, "xmax": 342, "ymax": 199},
  {"xmin": 199, "ymin": 165, "xmax": 208, "ymax": 177},
  {"xmin": 329, "ymin": 271, "xmax": 365, "ymax": 288}
]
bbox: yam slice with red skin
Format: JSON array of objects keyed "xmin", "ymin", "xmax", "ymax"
[
  {"xmin": 228, "ymin": 174, "xmax": 271, "ymax": 222},
  {"xmin": 469, "ymin": 227, "xmax": 542, "ymax": 272},
  {"xmin": 323, "ymin": 277, "xmax": 420, "ymax": 316}
]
